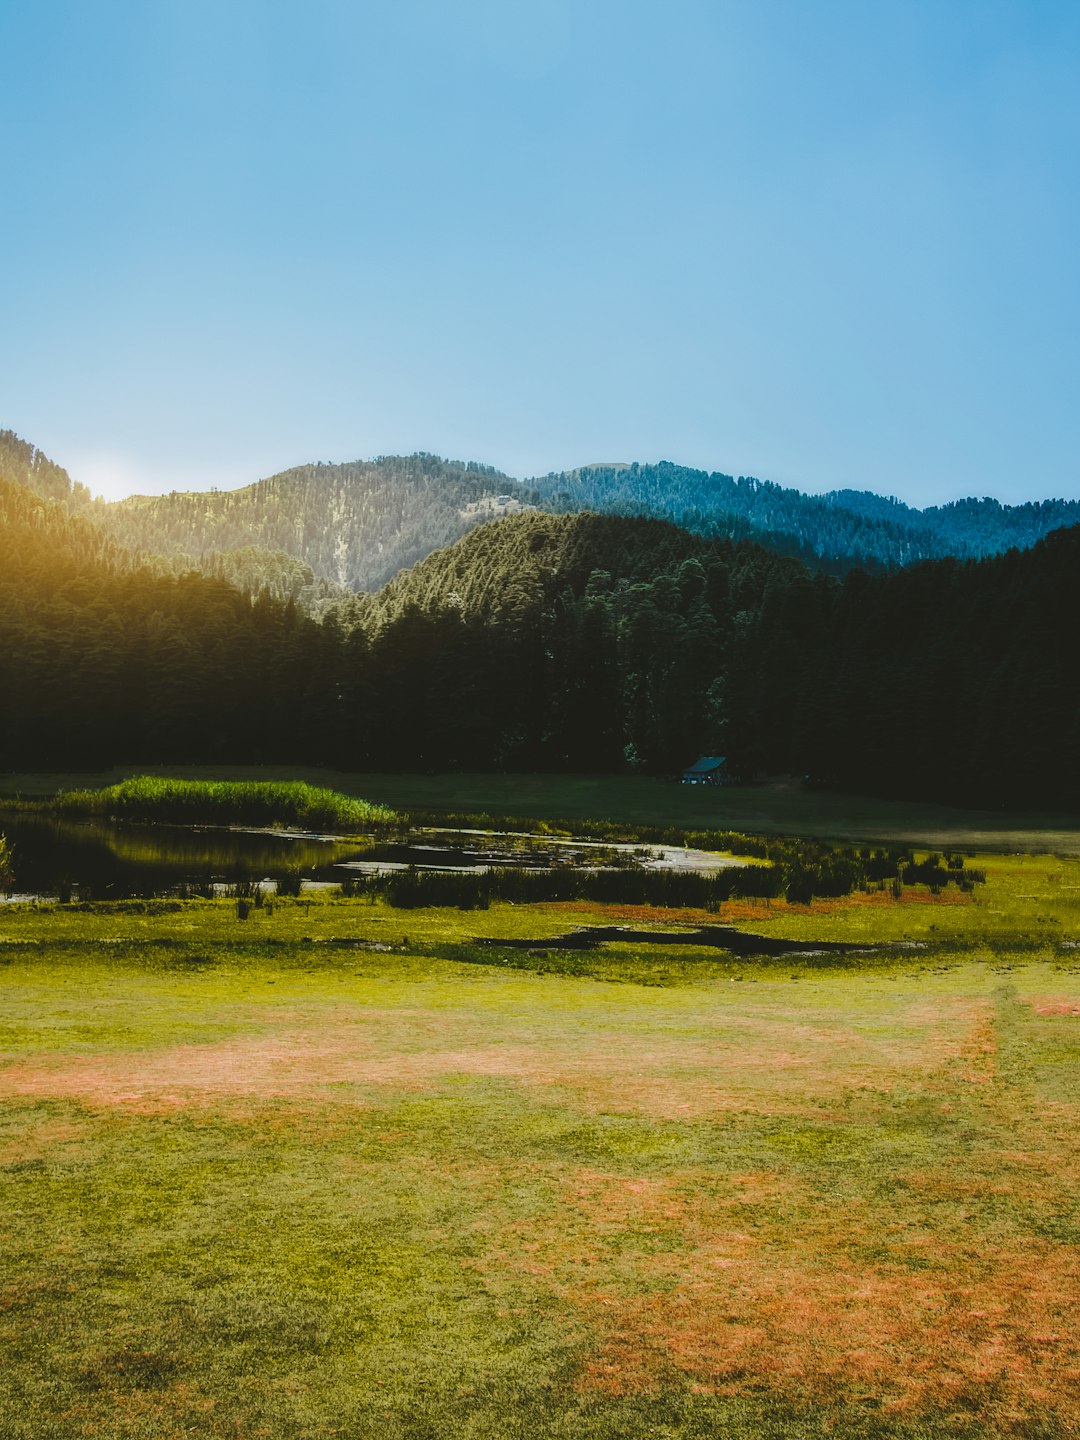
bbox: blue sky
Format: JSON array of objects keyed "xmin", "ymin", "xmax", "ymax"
[{"xmin": 3, "ymin": 0, "xmax": 1079, "ymax": 504}]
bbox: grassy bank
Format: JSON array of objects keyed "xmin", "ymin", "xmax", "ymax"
[
  {"xmin": 55, "ymin": 776, "xmax": 398, "ymax": 833},
  {"xmin": 5, "ymin": 765, "xmax": 1080, "ymax": 850},
  {"xmin": 1, "ymin": 855, "xmax": 1079, "ymax": 1436}
]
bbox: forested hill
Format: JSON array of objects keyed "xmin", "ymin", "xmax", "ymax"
[
  {"xmin": 0, "ymin": 475, "xmax": 340, "ymax": 765},
  {"xmin": 103, "ymin": 454, "xmax": 526, "ymax": 592},
  {"xmin": 343, "ymin": 510, "xmax": 804, "ymax": 628},
  {"xmin": 528, "ymin": 462, "xmax": 1080, "ymax": 571},
  {"xmin": 2, "ymin": 478, "xmax": 1079, "ymax": 807},
  {"xmin": 8, "ymin": 426, "xmax": 1078, "ymax": 594},
  {"xmin": 0, "ymin": 428, "xmax": 91, "ymax": 507},
  {"xmin": 335, "ymin": 513, "xmax": 812, "ymax": 774},
  {"xmin": 334, "ymin": 509, "xmax": 1080, "ymax": 803},
  {"xmin": 101, "ymin": 452, "xmax": 1080, "ymax": 589}
]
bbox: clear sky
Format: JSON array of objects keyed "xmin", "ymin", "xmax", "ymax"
[{"xmin": 3, "ymin": 0, "xmax": 1079, "ymax": 505}]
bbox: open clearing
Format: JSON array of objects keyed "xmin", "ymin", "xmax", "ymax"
[
  {"xmin": 1, "ymin": 855, "xmax": 1079, "ymax": 1437},
  {"xmin": 5, "ymin": 766, "xmax": 1080, "ymax": 851}
]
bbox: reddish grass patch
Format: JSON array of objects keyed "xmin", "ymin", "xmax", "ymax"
[
  {"xmin": 1023, "ymin": 996, "xmax": 1080, "ymax": 1018},
  {"xmin": 0, "ymin": 999, "xmax": 982, "ymax": 1123},
  {"xmin": 0, "ymin": 987, "xmax": 999, "ymax": 1133},
  {"xmin": 538, "ymin": 886, "xmax": 972, "ymax": 929},
  {"xmin": 493, "ymin": 1165, "xmax": 1080, "ymax": 1431},
  {"xmin": 577, "ymin": 1240, "xmax": 1080, "ymax": 1425},
  {"xmin": 463, "ymin": 991, "xmax": 1080, "ymax": 1431}
]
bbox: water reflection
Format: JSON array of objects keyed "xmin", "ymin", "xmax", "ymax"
[
  {"xmin": 0, "ymin": 813, "xmax": 735, "ymax": 901},
  {"xmin": 0, "ymin": 814, "xmax": 364, "ymax": 900}
]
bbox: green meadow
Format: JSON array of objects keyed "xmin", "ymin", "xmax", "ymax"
[{"xmin": 1, "ymin": 850, "xmax": 1079, "ymax": 1437}]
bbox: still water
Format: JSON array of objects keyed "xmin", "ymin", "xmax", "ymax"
[
  {"xmin": 0, "ymin": 814, "xmax": 365, "ymax": 900},
  {"xmin": 0, "ymin": 813, "xmax": 742, "ymax": 901}
]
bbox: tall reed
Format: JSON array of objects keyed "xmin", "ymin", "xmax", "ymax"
[{"xmin": 57, "ymin": 777, "xmax": 398, "ymax": 832}]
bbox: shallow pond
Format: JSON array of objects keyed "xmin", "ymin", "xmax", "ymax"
[
  {"xmin": 0, "ymin": 814, "xmax": 745, "ymax": 901},
  {"xmin": 0, "ymin": 814, "xmax": 356, "ymax": 900}
]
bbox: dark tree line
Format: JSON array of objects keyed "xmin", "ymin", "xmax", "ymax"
[
  {"xmin": 336, "ymin": 512, "xmax": 1080, "ymax": 805},
  {"xmin": 2, "ymin": 479, "xmax": 1078, "ymax": 809},
  {"xmin": 0, "ymin": 480, "xmax": 337, "ymax": 768}
]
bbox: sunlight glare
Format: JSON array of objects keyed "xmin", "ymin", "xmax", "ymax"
[{"xmin": 76, "ymin": 454, "xmax": 151, "ymax": 503}]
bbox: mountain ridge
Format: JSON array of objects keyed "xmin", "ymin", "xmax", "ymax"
[
  {"xmin": 529, "ymin": 461, "xmax": 1080, "ymax": 569},
  {"xmin": 5, "ymin": 427, "xmax": 1079, "ymax": 599}
]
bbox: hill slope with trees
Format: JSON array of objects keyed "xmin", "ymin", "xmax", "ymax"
[
  {"xmin": 10, "ymin": 428, "xmax": 1078, "ymax": 598},
  {"xmin": 0, "ymin": 476, "xmax": 340, "ymax": 767},
  {"xmin": 528, "ymin": 461, "xmax": 1080, "ymax": 572},
  {"xmin": 101, "ymin": 453, "xmax": 524, "ymax": 593},
  {"xmin": 2, "ymin": 467, "xmax": 1078, "ymax": 808},
  {"xmin": 96, "ymin": 453, "xmax": 1080, "ymax": 587},
  {"xmin": 0, "ymin": 428, "xmax": 91, "ymax": 508},
  {"xmin": 335, "ymin": 510, "xmax": 1080, "ymax": 804}
]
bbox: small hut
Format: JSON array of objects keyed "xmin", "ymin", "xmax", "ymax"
[{"xmin": 680, "ymin": 756, "xmax": 727, "ymax": 785}]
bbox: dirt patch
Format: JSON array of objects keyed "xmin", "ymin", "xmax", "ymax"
[
  {"xmin": 0, "ymin": 1035, "xmax": 551, "ymax": 1109},
  {"xmin": 955, "ymin": 1007, "xmax": 999, "ymax": 1085}
]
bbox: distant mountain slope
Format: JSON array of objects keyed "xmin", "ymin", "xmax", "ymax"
[
  {"xmin": 147, "ymin": 546, "xmax": 352, "ymax": 616},
  {"xmin": 527, "ymin": 462, "xmax": 1080, "ymax": 570},
  {"xmin": 0, "ymin": 430, "xmax": 350, "ymax": 613},
  {"xmin": 6, "ymin": 427, "xmax": 1079, "ymax": 596},
  {"xmin": 101, "ymin": 450, "xmax": 1080, "ymax": 593},
  {"xmin": 104, "ymin": 454, "xmax": 528, "ymax": 592}
]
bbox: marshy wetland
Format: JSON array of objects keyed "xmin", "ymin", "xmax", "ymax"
[
  {"xmin": 0, "ymin": 813, "xmax": 746, "ymax": 905},
  {"xmin": 1, "ymin": 782, "xmax": 1078, "ymax": 1438}
]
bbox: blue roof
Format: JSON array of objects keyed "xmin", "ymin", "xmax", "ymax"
[{"xmin": 683, "ymin": 756, "xmax": 726, "ymax": 773}]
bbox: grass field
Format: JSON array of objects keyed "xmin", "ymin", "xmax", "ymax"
[{"xmin": 1, "ymin": 854, "xmax": 1079, "ymax": 1437}]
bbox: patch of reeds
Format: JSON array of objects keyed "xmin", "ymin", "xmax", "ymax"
[
  {"xmin": 55, "ymin": 777, "xmax": 398, "ymax": 833},
  {"xmin": 340, "ymin": 864, "xmax": 772, "ymax": 910},
  {"xmin": 338, "ymin": 846, "xmax": 984, "ymax": 911}
]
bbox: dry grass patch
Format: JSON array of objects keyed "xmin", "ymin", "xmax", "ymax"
[{"xmin": 0, "ymin": 986, "xmax": 1004, "ymax": 1127}]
